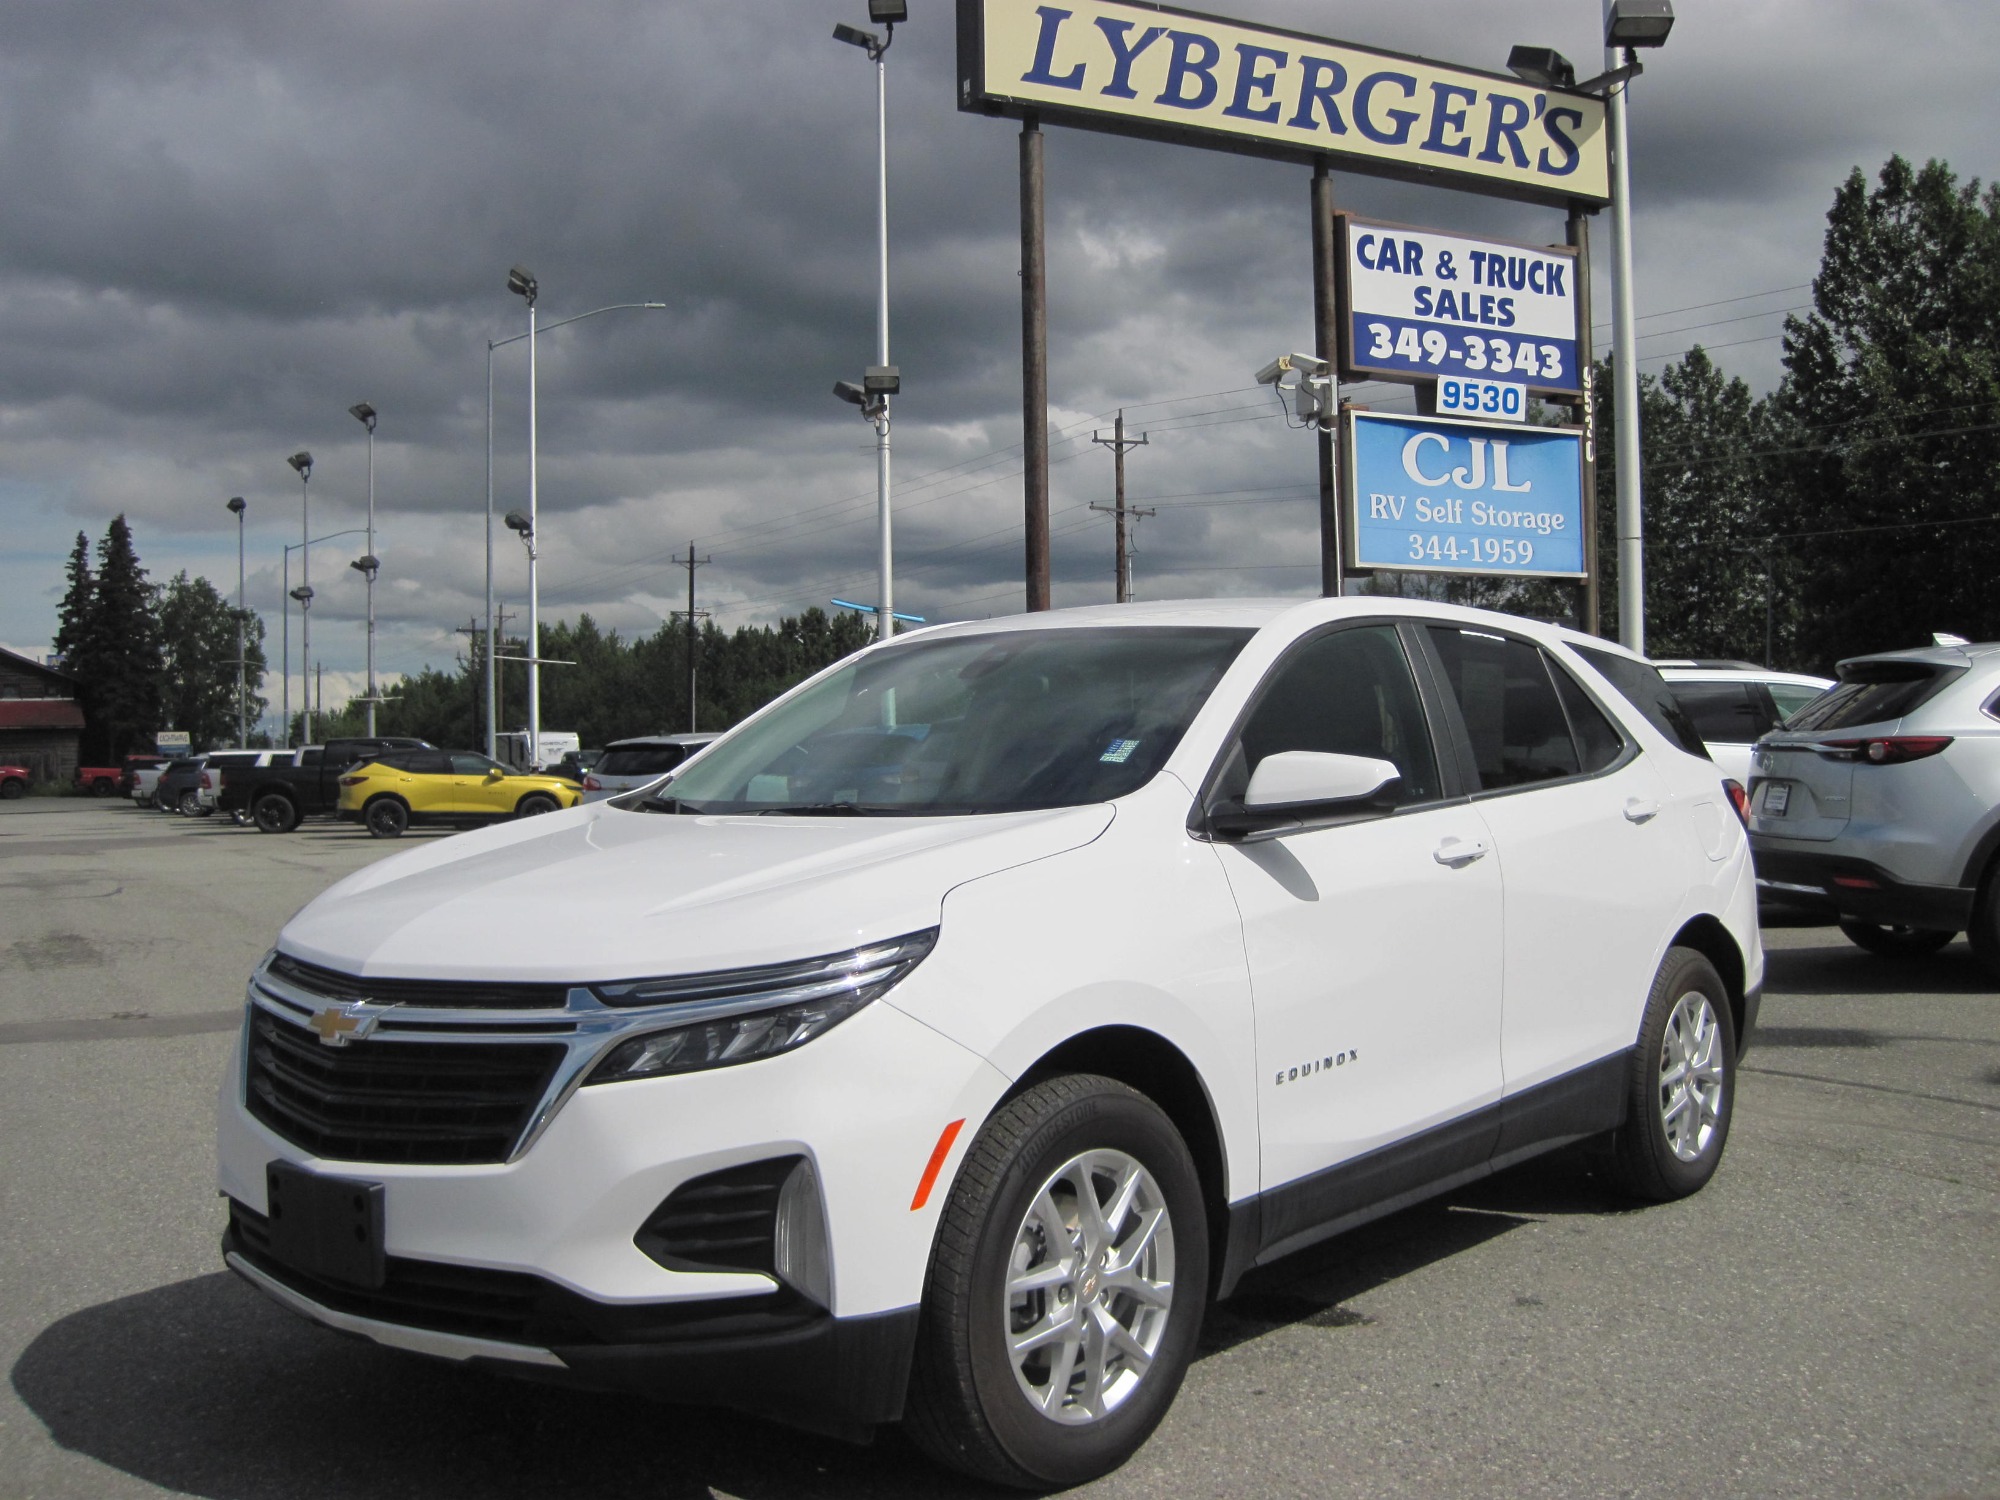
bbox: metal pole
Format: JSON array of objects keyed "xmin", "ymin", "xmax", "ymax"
[
  {"xmin": 874, "ymin": 48, "xmax": 895, "ymax": 643},
  {"xmin": 1764, "ymin": 541, "xmax": 1775, "ymax": 666},
  {"xmin": 364, "ymin": 420, "xmax": 376, "ymax": 736},
  {"xmin": 281, "ymin": 549, "xmax": 289, "ymax": 747},
  {"xmin": 235, "ymin": 506, "xmax": 246, "ymax": 744},
  {"xmin": 1568, "ymin": 207, "xmax": 1600, "ymax": 636},
  {"xmin": 1606, "ymin": 31, "xmax": 1645, "ymax": 655},
  {"xmin": 299, "ymin": 473, "xmax": 311, "ymax": 744},
  {"xmin": 526, "ymin": 297, "xmax": 540, "ymax": 766},
  {"xmin": 687, "ymin": 543, "xmax": 698, "ymax": 733},
  {"xmin": 485, "ymin": 343, "xmax": 497, "ymax": 758},
  {"xmin": 1310, "ymin": 160, "xmax": 1344, "ymax": 597},
  {"xmin": 1021, "ymin": 114, "xmax": 1050, "ymax": 612}
]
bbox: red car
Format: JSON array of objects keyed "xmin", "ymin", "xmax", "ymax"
[{"xmin": 0, "ymin": 764, "xmax": 29, "ymax": 799}]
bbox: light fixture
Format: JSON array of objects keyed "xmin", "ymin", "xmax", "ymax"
[
  {"xmin": 833, "ymin": 21, "xmax": 881, "ymax": 51},
  {"xmin": 868, "ymin": 0, "xmax": 907, "ymax": 22},
  {"xmin": 1507, "ymin": 46, "xmax": 1576, "ymax": 89},
  {"xmin": 226, "ymin": 496, "xmax": 246, "ymax": 517},
  {"xmin": 347, "ymin": 401, "xmax": 377, "ymax": 432},
  {"xmin": 507, "ymin": 265, "xmax": 538, "ymax": 305},
  {"xmin": 350, "ymin": 554, "xmax": 380, "ymax": 577},
  {"xmin": 832, "ymin": 379, "xmax": 867, "ymax": 406},
  {"xmin": 289, "ymin": 584, "xmax": 314, "ymax": 606},
  {"xmin": 1606, "ymin": 0, "xmax": 1674, "ymax": 49},
  {"xmin": 863, "ymin": 365, "xmax": 900, "ymax": 394},
  {"xmin": 286, "ymin": 451, "xmax": 312, "ymax": 479}
]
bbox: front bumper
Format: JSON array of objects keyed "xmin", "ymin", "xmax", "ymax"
[
  {"xmin": 1751, "ymin": 843, "xmax": 1974, "ymax": 932},
  {"xmin": 223, "ymin": 1208, "xmax": 918, "ymax": 1437}
]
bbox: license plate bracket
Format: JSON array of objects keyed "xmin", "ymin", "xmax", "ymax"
[
  {"xmin": 265, "ymin": 1163, "xmax": 386, "ymax": 1289},
  {"xmin": 1764, "ymin": 782, "xmax": 1791, "ymax": 816}
]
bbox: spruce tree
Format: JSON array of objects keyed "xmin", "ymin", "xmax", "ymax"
[
  {"xmin": 74, "ymin": 516, "xmax": 164, "ymax": 761},
  {"xmin": 53, "ymin": 531, "xmax": 94, "ymax": 671}
]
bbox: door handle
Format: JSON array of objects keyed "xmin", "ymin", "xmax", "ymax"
[
  {"xmin": 1433, "ymin": 836, "xmax": 1489, "ymax": 867},
  {"xmin": 1623, "ymin": 796, "xmax": 1661, "ymax": 824}
]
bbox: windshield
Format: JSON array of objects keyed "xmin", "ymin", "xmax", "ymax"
[{"xmin": 645, "ymin": 626, "xmax": 1252, "ymax": 816}]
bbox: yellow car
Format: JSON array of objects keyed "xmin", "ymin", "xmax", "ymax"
[{"xmin": 337, "ymin": 748, "xmax": 581, "ymax": 838}]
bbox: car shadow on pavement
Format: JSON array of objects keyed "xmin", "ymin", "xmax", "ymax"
[
  {"xmin": 14, "ymin": 1164, "xmax": 1620, "ymax": 1500},
  {"xmin": 11, "ymin": 1272, "xmax": 981, "ymax": 1500},
  {"xmin": 1762, "ymin": 939, "xmax": 1993, "ymax": 997}
]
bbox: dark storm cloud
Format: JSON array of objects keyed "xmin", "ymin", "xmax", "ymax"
[{"xmin": 1, "ymin": 0, "xmax": 1995, "ymax": 683}]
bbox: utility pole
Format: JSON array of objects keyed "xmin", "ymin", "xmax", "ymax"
[
  {"xmin": 1090, "ymin": 410, "xmax": 1155, "ymax": 604},
  {"xmin": 453, "ymin": 617, "xmax": 483, "ymax": 745},
  {"xmin": 672, "ymin": 543, "xmax": 711, "ymax": 733},
  {"xmin": 491, "ymin": 605, "xmax": 516, "ymax": 755}
]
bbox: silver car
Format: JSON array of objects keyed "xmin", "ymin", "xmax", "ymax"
[
  {"xmin": 579, "ymin": 733, "xmax": 718, "ymax": 803},
  {"xmin": 1748, "ymin": 640, "xmax": 2000, "ymax": 974}
]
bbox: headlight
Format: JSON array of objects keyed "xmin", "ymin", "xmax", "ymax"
[{"xmin": 583, "ymin": 929, "xmax": 937, "ymax": 1084}]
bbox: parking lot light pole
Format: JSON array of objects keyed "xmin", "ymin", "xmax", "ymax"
[
  {"xmin": 1603, "ymin": 0, "xmax": 1674, "ymax": 654},
  {"xmin": 833, "ymin": 1, "xmax": 906, "ymax": 643},
  {"xmin": 348, "ymin": 403, "xmax": 379, "ymax": 735},
  {"xmin": 485, "ymin": 291, "xmax": 668, "ymax": 760},
  {"xmin": 285, "ymin": 452, "xmax": 313, "ymax": 743},
  {"xmin": 227, "ymin": 497, "xmax": 247, "ymax": 745},
  {"xmin": 505, "ymin": 266, "xmax": 541, "ymax": 765}
]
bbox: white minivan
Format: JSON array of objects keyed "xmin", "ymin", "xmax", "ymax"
[{"xmin": 217, "ymin": 599, "xmax": 1761, "ymax": 1489}]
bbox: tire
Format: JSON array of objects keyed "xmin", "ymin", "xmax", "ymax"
[
  {"xmin": 0, "ymin": 778, "xmax": 24, "ymax": 800},
  {"xmin": 904, "ymin": 1075, "xmax": 1207, "ymax": 1490},
  {"xmin": 91, "ymin": 780, "xmax": 115, "ymax": 798},
  {"xmin": 514, "ymin": 793, "xmax": 559, "ymax": 818},
  {"xmin": 177, "ymin": 789, "xmax": 204, "ymax": 817},
  {"xmin": 1601, "ymin": 947, "xmax": 1737, "ymax": 1203},
  {"xmin": 1838, "ymin": 918, "xmax": 1955, "ymax": 958},
  {"xmin": 251, "ymin": 793, "xmax": 300, "ymax": 835},
  {"xmin": 1969, "ymin": 864, "xmax": 2000, "ymax": 983},
  {"xmin": 364, "ymin": 797, "xmax": 409, "ymax": 838}
]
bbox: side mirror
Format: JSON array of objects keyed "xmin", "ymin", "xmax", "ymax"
[
  {"xmin": 486, "ymin": 768, "xmax": 505, "ymax": 780},
  {"xmin": 1211, "ymin": 751, "xmax": 1402, "ymax": 839}
]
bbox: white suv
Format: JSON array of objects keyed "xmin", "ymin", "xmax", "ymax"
[
  {"xmin": 1656, "ymin": 661, "xmax": 1833, "ymax": 785},
  {"xmin": 1749, "ymin": 639, "xmax": 2000, "ymax": 972},
  {"xmin": 217, "ymin": 599, "xmax": 1761, "ymax": 1489}
]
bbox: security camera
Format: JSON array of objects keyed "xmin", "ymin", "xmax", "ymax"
[{"xmin": 1255, "ymin": 353, "xmax": 1326, "ymax": 386}]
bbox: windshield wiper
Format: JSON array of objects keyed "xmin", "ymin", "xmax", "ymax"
[{"xmin": 752, "ymin": 801, "xmax": 875, "ymax": 816}]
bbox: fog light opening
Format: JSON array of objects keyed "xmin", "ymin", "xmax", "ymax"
[{"xmin": 773, "ymin": 1157, "xmax": 834, "ymax": 1309}]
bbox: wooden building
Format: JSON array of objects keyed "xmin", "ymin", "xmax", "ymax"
[{"xmin": 0, "ymin": 646, "xmax": 86, "ymax": 786}]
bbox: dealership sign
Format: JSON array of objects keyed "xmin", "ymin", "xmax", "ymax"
[
  {"xmin": 1345, "ymin": 412, "xmax": 1584, "ymax": 577},
  {"xmin": 958, "ymin": 0, "xmax": 1610, "ymax": 206},
  {"xmin": 1340, "ymin": 217, "xmax": 1582, "ymax": 396}
]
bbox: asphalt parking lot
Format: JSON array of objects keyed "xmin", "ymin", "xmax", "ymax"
[{"xmin": 2, "ymin": 799, "xmax": 1994, "ymax": 1499}]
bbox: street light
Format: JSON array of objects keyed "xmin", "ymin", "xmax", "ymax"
[
  {"xmin": 1603, "ymin": 0, "xmax": 1673, "ymax": 654},
  {"xmin": 226, "ymin": 497, "xmax": 247, "ymax": 744},
  {"xmin": 285, "ymin": 451, "xmax": 312, "ymax": 742},
  {"xmin": 506, "ymin": 265, "xmax": 543, "ymax": 766},
  {"xmin": 278, "ymin": 529, "xmax": 363, "ymax": 748},
  {"xmin": 832, "ymin": 2, "xmax": 903, "ymax": 642},
  {"xmin": 348, "ymin": 402, "xmax": 379, "ymax": 735},
  {"xmin": 484, "ymin": 295, "xmax": 667, "ymax": 759}
]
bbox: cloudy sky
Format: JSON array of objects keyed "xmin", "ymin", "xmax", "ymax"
[{"xmin": 3, "ymin": 0, "xmax": 1994, "ymax": 724}]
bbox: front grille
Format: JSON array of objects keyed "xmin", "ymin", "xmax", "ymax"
[
  {"xmin": 246, "ymin": 1008, "xmax": 564, "ymax": 1165},
  {"xmin": 267, "ymin": 951, "xmax": 570, "ymax": 1010},
  {"xmin": 635, "ymin": 1156, "xmax": 799, "ymax": 1274}
]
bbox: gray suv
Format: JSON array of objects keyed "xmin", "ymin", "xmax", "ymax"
[{"xmin": 1748, "ymin": 640, "xmax": 2000, "ymax": 975}]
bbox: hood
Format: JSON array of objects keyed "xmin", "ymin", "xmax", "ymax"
[{"xmin": 279, "ymin": 801, "xmax": 1115, "ymax": 982}]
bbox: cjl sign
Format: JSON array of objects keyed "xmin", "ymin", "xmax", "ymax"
[{"xmin": 1345, "ymin": 411, "xmax": 1584, "ymax": 577}]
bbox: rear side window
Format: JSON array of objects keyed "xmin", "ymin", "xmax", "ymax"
[
  {"xmin": 598, "ymin": 746, "xmax": 688, "ymax": 777},
  {"xmin": 1550, "ymin": 666, "xmax": 1627, "ymax": 773},
  {"xmin": 1426, "ymin": 627, "xmax": 1585, "ymax": 789},
  {"xmin": 1573, "ymin": 646, "xmax": 1710, "ymax": 759},
  {"xmin": 1235, "ymin": 625, "xmax": 1441, "ymax": 805},
  {"xmin": 1786, "ymin": 661, "xmax": 1961, "ymax": 731},
  {"xmin": 1671, "ymin": 681, "xmax": 1774, "ymax": 743},
  {"xmin": 1767, "ymin": 683, "xmax": 1827, "ymax": 721}
]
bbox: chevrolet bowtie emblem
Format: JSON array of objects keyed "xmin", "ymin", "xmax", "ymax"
[{"xmin": 306, "ymin": 1002, "xmax": 386, "ymax": 1047}]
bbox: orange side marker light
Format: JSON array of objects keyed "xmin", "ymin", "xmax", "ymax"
[{"xmin": 910, "ymin": 1118, "xmax": 966, "ymax": 1211}]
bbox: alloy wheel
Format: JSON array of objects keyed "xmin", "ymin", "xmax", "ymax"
[
  {"xmin": 1658, "ymin": 991, "xmax": 1725, "ymax": 1163},
  {"xmin": 1003, "ymin": 1148, "xmax": 1175, "ymax": 1425}
]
